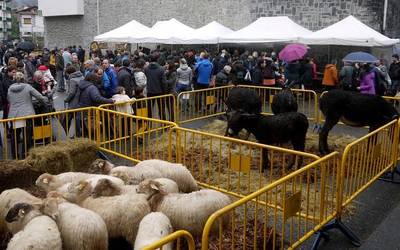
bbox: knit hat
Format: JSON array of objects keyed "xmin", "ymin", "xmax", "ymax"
[
  {"xmin": 223, "ymin": 65, "xmax": 232, "ymax": 73},
  {"xmin": 38, "ymin": 65, "xmax": 48, "ymax": 71},
  {"xmin": 180, "ymin": 58, "xmax": 187, "ymax": 65}
]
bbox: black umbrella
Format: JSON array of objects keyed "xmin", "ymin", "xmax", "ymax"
[{"xmin": 16, "ymin": 41, "xmax": 35, "ymax": 52}]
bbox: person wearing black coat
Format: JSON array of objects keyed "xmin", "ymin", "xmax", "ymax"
[
  {"xmin": 251, "ymin": 59, "xmax": 265, "ymax": 85},
  {"xmin": 76, "ymin": 72, "xmax": 114, "ymax": 137},
  {"xmin": 117, "ymin": 60, "xmax": 135, "ymax": 98},
  {"xmin": 145, "ymin": 55, "xmax": 167, "ymax": 119},
  {"xmin": 300, "ymin": 58, "xmax": 313, "ymax": 89},
  {"xmin": 389, "ymin": 54, "xmax": 400, "ymax": 94},
  {"xmin": 0, "ymin": 66, "xmax": 16, "ymax": 119}
]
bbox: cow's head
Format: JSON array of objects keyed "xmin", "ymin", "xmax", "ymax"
[{"xmin": 226, "ymin": 109, "xmax": 257, "ymax": 137}]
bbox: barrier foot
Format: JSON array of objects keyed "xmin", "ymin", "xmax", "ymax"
[
  {"xmin": 97, "ymin": 151, "xmax": 111, "ymax": 161},
  {"xmin": 311, "ymin": 219, "xmax": 361, "ymax": 250},
  {"xmin": 311, "ymin": 231, "xmax": 330, "ymax": 250},
  {"xmin": 379, "ymin": 166, "xmax": 400, "ymax": 184},
  {"xmin": 313, "ymin": 124, "xmax": 322, "ymax": 133}
]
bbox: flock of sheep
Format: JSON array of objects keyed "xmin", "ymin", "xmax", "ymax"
[{"xmin": 0, "ymin": 159, "xmax": 232, "ymax": 250}]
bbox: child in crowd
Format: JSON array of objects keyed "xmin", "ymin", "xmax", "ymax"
[{"xmin": 112, "ymin": 86, "xmax": 135, "ymax": 115}]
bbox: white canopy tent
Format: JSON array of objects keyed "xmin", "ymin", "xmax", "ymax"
[
  {"xmin": 137, "ymin": 18, "xmax": 197, "ymax": 44},
  {"xmin": 219, "ymin": 16, "xmax": 312, "ymax": 44},
  {"xmin": 299, "ymin": 15, "xmax": 399, "ymax": 47},
  {"xmin": 94, "ymin": 20, "xmax": 150, "ymax": 43},
  {"xmin": 185, "ymin": 21, "xmax": 234, "ymax": 44}
]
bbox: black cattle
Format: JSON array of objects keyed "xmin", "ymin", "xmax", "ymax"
[
  {"xmin": 224, "ymin": 87, "xmax": 262, "ymax": 136},
  {"xmin": 319, "ymin": 89, "xmax": 399, "ymax": 154},
  {"xmin": 226, "ymin": 111, "xmax": 309, "ymax": 171},
  {"xmin": 271, "ymin": 87, "xmax": 298, "ymax": 114}
]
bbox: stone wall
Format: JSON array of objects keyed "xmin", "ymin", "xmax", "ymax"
[
  {"xmin": 249, "ymin": 0, "xmax": 384, "ymax": 32},
  {"xmin": 43, "ymin": 0, "xmax": 399, "ymax": 49},
  {"xmin": 44, "ymin": 16, "xmax": 84, "ymax": 49},
  {"xmin": 385, "ymin": 0, "xmax": 400, "ymax": 38}
]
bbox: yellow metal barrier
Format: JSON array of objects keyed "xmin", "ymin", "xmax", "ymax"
[
  {"xmin": 238, "ymin": 85, "xmax": 319, "ymax": 123},
  {"xmin": 171, "ymin": 126, "xmax": 321, "ymax": 197},
  {"xmin": 142, "ymin": 230, "xmax": 195, "ymax": 250},
  {"xmin": 0, "ymin": 107, "xmax": 96, "ymax": 160},
  {"xmin": 99, "ymin": 94, "xmax": 176, "ymax": 122},
  {"xmin": 177, "ymin": 86, "xmax": 232, "ymax": 124},
  {"xmin": 339, "ymin": 119, "xmax": 399, "ymax": 211},
  {"xmin": 96, "ymin": 108, "xmax": 177, "ymax": 163},
  {"xmin": 201, "ymin": 152, "xmax": 341, "ymax": 250}
]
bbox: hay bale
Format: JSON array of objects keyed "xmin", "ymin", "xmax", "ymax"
[
  {"xmin": 25, "ymin": 138, "xmax": 98, "ymax": 174},
  {"xmin": 0, "ymin": 160, "xmax": 41, "ymax": 192}
]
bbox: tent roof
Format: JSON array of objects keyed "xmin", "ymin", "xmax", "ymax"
[
  {"xmin": 220, "ymin": 16, "xmax": 312, "ymax": 43},
  {"xmin": 138, "ymin": 18, "xmax": 197, "ymax": 44},
  {"xmin": 300, "ymin": 15, "xmax": 399, "ymax": 47},
  {"xmin": 94, "ymin": 20, "xmax": 150, "ymax": 43},
  {"xmin": 185, "ymin": 21, "xmax": 233, "ymax": 44}
]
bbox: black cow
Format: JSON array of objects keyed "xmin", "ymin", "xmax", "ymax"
[
  {"xmin": 224, "ymin": 87, "xmax": 262, "ymax": 136},
  {"xmin": 319, "ymin": 89, "xmax": 399, "ymax": 154},
  {"xmin": 226, "ymin": 110, "xmax": 309, "ymax": 171},
  {"xmin": 271, "ymin": 87, "xmax": 298, "ymax": 114}
]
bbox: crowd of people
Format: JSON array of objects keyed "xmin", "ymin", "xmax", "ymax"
[{"xmin": 0, "ymin": 44, "xmax": 399, "ymax": 158}]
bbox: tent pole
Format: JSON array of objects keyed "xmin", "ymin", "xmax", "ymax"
[{"xmin": 328, "ymin": 45, "xmax": 331, "ymax": 63}]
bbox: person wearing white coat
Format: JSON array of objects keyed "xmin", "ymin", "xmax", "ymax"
[{"xmin": 112, "ymin": 86, "xmax": 135, "ymax": 137}]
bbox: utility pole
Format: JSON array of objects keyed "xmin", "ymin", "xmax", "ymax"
[
  {"xmin": 96, "ymin": 0, "xmax": 100, "ymax": 35},
  {"xmin": 383, "ymin": 0, "xmax": 388, "ymax": 34}
]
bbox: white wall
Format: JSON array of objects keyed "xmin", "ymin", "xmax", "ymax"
[
  {"xmin": 33, "ymin": 15, "xmax": 44, "ymax": 33},
  {"xmin": 19, "ymin": 13, "xmax": 44, "ymax": 37},
  {"xmin": 38, "ymin": 0, "xmax": 84, "ymax": 17}
]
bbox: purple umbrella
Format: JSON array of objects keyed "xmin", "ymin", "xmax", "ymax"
[{"xmin": 279, "ymin": 44, "xmax": 308, "ymax": 62}]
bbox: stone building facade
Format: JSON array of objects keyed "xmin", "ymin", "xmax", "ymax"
[{"xmin": 41, "ymin": 0, "xmax": 399, "ymax": 49}]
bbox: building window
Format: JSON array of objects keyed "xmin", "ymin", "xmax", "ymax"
[{"xmin": 23, "ymin": 18, "xmax": 32, "ymax": 24}]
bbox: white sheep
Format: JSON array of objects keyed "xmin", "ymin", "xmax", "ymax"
[
  {"xmin": 91, "ymin": 159, "xmax": 198, "ymax": 193},
  {"xmin": 65, "ymin": 180, "xmax": 151, "ymax": 246},
  {"xmin": 134, "ymin": 212, "xmax": 173, "ymax": 250},
  {"xmin": 35, "ymin": 172, "xmax": 124, "ymax": 193},
  {"xmin": 135, "ymin": 160, "xmax": 198, "ymax": 192},
  {"xmin": 0, "ymin": 188, "xmax": 42, "ymax": 235},
  {"xmin": 92, "ymin": 178, "xmax": 179, "ymax": 198},
  {"xmin": 91, "ymin": 178, "xmax": 138, "ymax": 198},
  {"xmin": 41, "ymin": 192, "xmax": 108, "ymax": 250},
  {"xmin": 138, "ymin": 180, "xmax": 231, "ymax": 236},
  {"xmin": 138, "ymin": 178, "xmax": 179, "ymax": 194},
  {"xmin": 90, "ymin": 159, "xmax": 164, "ymax": 184},
  {"xmin": 5, "ymin": 202, "xmax": 62, "ymax": 250}
]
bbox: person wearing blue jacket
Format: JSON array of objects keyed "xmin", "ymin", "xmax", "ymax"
[
  {"xmin": 194, "ymin": 52, "xmax": 213, "ymax": 111},
  {"xmin": 102, "ymin": 59, "xmax": 118, "ymax": 98}
]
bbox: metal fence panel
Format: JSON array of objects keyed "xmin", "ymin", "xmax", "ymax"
[
  {"xmin": 177, "ymin": 86, "xmax": 232, "ymax": 124},
  {"xmin": 171, "ymin": 127, "xmax": 320, "ymax": 197},
  {"xmin": 201, "ymin": 152, "xmax": 341, "ymax": 250},
  {"xmin": 99, "ymin": 94, "xmax": 176, "ymax": 122},
  {"xmin": 142, "ymin": 230, "xmax": 195, "ymax": 250},
  {"xmin": 96, "ymin": 108, "xmax": 177, "ymax": 163},
  {"xmin": 339, "ymin": 119, "xmax": 399, "ymax": 210},
  {"xmin": 238, "ymin": 85, "xmax": 319, "ymax": 123},
  {"xmin": 0, "ymin": 107, "xmax": 96, "ymax": 160}
]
